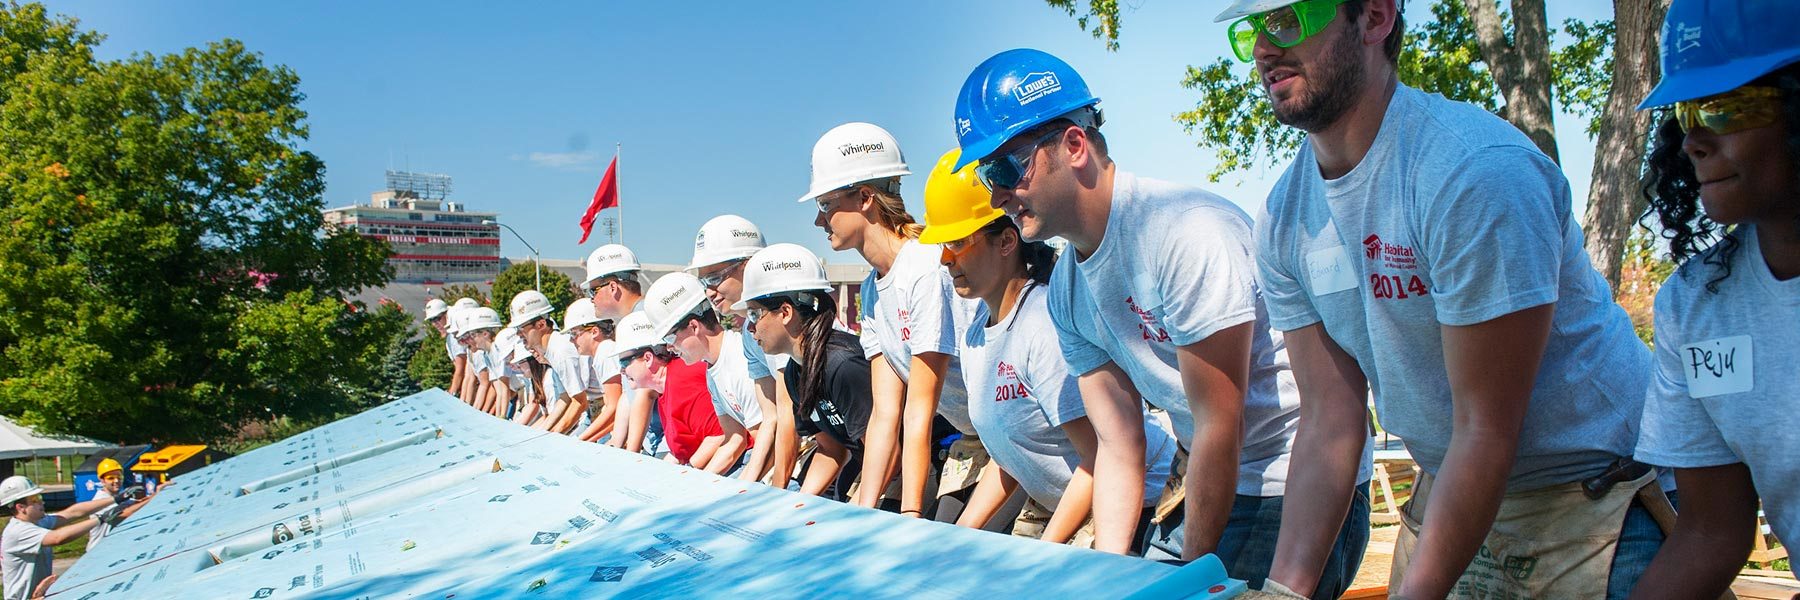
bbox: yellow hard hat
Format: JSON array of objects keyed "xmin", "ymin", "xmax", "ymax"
[
  {"xmin": 98, "ymin": 458, "xmax": 124, "ymax": 478},
  {"xmin": 918, "ymin": 148, "xmax": 1005, "ymax": 245}
]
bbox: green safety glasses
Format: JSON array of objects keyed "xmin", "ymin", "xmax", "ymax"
[
  {"xmin": 1227, "ymin": 0, "xmax": 1348, "ymax": 62},
  {"xmin": 1675, "ymin": 86, "xmax": 1784, "ymax": 135}
]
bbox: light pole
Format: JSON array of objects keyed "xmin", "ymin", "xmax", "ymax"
[{"xmin": 484, "ymin": 220, "xmax": 540, "ymax": 290}]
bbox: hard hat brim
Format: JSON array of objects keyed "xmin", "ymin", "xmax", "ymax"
[
  {"xmin": 0, "ymin": 486, "xmax": 44, "ymax": 506},
  {"xmin": 918, "ymin": 213, "xmax": 1005, "ymax": 245},
  {"xmin": 795, "ymin": 167, "xmax": 914, "ymax": 203},
  {"xmin": 506, "ymin": 306, "xmax": 556, "ymax": 330},
  {"xmin": 1639, "ymin": 50, "xmax": 1800, "ymax": 109}
]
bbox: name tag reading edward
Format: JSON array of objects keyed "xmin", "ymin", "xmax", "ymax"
[
  {"xmin": 1305, "ymin": 245, "xmax": 1358, "ymax": 296},
  {"xmin": 1681, "ymin": 335, "xmax": 1753, "ymax": 398}
]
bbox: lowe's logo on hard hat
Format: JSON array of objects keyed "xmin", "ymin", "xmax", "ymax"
[
  {"xmin": 1014, "ymin": 71, "xmax": 1062, "ymax": 106},
  {"xmin": 1674, "ymin": 21, "xmax": 1701, "ymax": 53},
  {"xmin": 838, "ymin": 142, "xmax": 886, "ymax": 157}
]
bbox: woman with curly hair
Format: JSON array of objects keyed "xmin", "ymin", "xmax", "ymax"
[{"xmin": 1630, "ymin": 1, "xmax": 1800, "ymax": 598}]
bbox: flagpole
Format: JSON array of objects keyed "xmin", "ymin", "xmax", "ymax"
[{"xmin": 615, "ymin": 143, "xmax": 623, "ymax": 246}]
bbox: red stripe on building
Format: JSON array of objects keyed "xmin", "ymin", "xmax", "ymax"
[{"xmin": 387, "ymin": 254, "xmax": 502, "ymax": 261}]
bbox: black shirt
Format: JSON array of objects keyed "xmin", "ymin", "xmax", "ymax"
[{"xmin": 783, "ymin": 330, "xmax": 873, "ymax": 450}]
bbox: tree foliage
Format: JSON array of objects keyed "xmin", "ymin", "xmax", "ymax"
[
  {"xmin": 488, "ymin": 260, "xmax": 577, "ymax": 320},
  {"xmin": 1158, "ymin": 1, "xmax": 1616, "ymax": 182},
  {"xmin": 406, "ymin": 326, "xmax": 452, "ymax": 391},
  {"xmin": 1045, "ymin": 0, "xmax": 1124, "ymax": 52},
  {"xmin": 0, "ymin": 3, "xmax": 398, "ymax": 442}
]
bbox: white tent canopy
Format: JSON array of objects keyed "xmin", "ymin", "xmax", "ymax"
[{"xmin": 0, "ymin": 415, "xmax": 113, "ymax": 460}]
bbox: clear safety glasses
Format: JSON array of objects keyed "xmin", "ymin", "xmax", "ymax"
[{"xmin": 974, "ymin": 129, "xmax": 1063, "ymax": 191}]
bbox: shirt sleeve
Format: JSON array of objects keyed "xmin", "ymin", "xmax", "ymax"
[
  {"xmin": 1633, "ymin": 285, "xmax": 1740, "ymax": 468},
  {"xmin": 1422, "ymin": 147, "xmax": 1566, "ymax": 326},
  {"xmin": 552, "ymin": 351, "xmax": 589, "ymax": 398},
  {"xmin": 1047, "ymin": 268, "xmax": 1111, "ymax": 377},
  {"xmin": 827, "ymin": 352, "xmax": 875, "ymax": 443},
  {"xmin": 1254, "ymin": 207, "xmax": 1323, "ymax": 332},
  {"xmin": 742, "ymin": 329, "xmax": 773, "ymax": 381},
  {"xmin": 1024, "ymin": 320, "xmax": 1086, "ymax": 427},
  {"xmin": 6, "ymin": 522, "xmax": 48, "ymax": 559},
  {"xmin": 446, "ymin": 336, "xmax": 466, "ymax": 359},
  {"xmin": 1153, "ymin": 206, "xmax": 1261, "ymax": 346},
  {"xmin": 902, "ymin": 268, "xmax": 965, "ymax": 357}
]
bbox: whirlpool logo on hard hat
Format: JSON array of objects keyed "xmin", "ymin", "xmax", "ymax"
[
  {"xmin": 730, "ymin": 229, "xmax": 759, "ymax": 239},
  {"xmin": 761, "ymin": 260, "xmax": 803, "ymax": 272},
  {"xmin": 658, "ymin": 288, "xmax": 686, "ymax": 307},
  {"xmin": 838, "ymin": 142, "xmax": 886, "ymax": 157},
  {"xmin": 1013, "ymin": 72, "xmax": 1062, "ymax": 106}
]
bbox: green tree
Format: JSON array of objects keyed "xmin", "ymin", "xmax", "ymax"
[
  {"xmin": 0, "ymin": 3, "xmax": 397, "ymax": 442},
  {"xmin": 407, "ymin": 327, "xmax": 453, "ymax": 391},
  {"xmin": 488, "ymin": 260, "xmax": 576, "ymax": 319},
  {"xmin": 436, "ymin": 283, "xmax": 488, "ymax": 308},
  {"xmin": 1052, "ymin": 0, "xmax": 1668, "ymax": 290}
]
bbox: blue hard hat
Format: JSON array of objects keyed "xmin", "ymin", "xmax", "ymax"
[
  {"xmin": 952, "ymin": 49, "xmax": 1101, "ymax": 171},
  {"xmin": 1639, "ymin": 0, "xmax": 1800, "ymax": 109}
]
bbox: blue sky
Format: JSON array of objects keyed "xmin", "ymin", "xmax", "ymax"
[{"xmin": 48, "ymin": 0, "xmax": 1615, "ymax": 267}]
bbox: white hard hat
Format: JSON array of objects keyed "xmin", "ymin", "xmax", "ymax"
[
  {"xmin": 687, "ymin": 215, "xmax": 767, "ymax": 270},
  {"xmin": 563, "ymin": 299, "xmax": 603, "ymax": 332},
  {"xmin": 0, "ymin": 476, "xmax": 43, "ymax": 506},
  {"xmin": 1214, "ymin": 0, "xmax": 1305, "ymax": 22},
  {"xmin": 493, "ymin": 327, "xmax": 522, "ymax": 362},
  {"xmin": 453, "ymin": 298, "xmax": 481, "ymax": 310},
  {"xmin": 584, "ymin": 244, "xmax": 644, "ymax": 285},
  {"xmin": 424, "ymin": 298, "xmax": 449, "ymax": 320},
  {"xmin": 506, "ymin": 329, "xmax": 535, "ymax": 363},
  {"xmin": 609, "ymin": 311, "xmax": 662, "ymax": 358},
  {"xmin": 459, "ymin": 307, "xmax": 503, "ymax": 334},
  {"xmin": 507, "ymin": 290, "xmax": 557, "ymax": 329},
  {"xmin": 444, "ymin": 306, "xmax": 469, "ymax": 336},
  {"xmin": 645, "ymin": 273, "xmax": 711, "ymax": 339},
  {"xmin": 733, "ymin": 243, "xmax": 832, "ymax": 310},
  {"xmin": 798, "ymin": 122, "xmax": 911, "ymax": 203}
]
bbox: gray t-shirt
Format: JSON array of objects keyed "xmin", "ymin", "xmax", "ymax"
[
  {"xmin": 1255, "ymin": 83, "xmax": 1649, "ymax": 491},
  {"xmin": 963, "ymin": 286, "xmax": 1175, "ymax": 508},
  {"xmin": 1637, "ymin": 225, "xmax": 1799, "ymax": 545},
  {"xmin": 857, "ymin": 240, "xmax": 983, "ymax": 434},
  {"xmin": 2, "ymin": 515, "xmax": 59, "ymax": 600},
  {"xmin": 1047, "ymin": 171, "xmax": 1331, "ymax": 496}
]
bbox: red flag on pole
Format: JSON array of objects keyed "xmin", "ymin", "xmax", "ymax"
[{"xmin": 578, "ymin": 155, "xmax": 620, "ymax": 244}]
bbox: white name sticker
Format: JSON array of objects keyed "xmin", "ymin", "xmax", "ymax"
[
  {"xmin": 1305, "ymin": 245, "xmax": 1359, "ymax": 296},
  {"xmin": 1681, "ymin": 335, "xmax": 1754, "ymax": 398}
]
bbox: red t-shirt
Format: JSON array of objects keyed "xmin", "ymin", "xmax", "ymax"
[{"xmin": 657, "ymin": 358, "xmax": 723, "ymax": 464}]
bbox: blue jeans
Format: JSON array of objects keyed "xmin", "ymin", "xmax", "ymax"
[
  {"xmin": 1141, "ymin": 485, "xmax": 1372, "ymax": 598},
  {"xmin": 1607, "ymin": 491, "xmax": 1674, "ymax": 600}
]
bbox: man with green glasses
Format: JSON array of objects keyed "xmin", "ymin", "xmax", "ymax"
[{"xmin": 1222, "ymin": 1, "xmax": 1663, "ymax": 599}]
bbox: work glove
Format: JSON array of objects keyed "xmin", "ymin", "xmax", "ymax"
[{"xmin": 120, "ymin": 486, "xmax": 147, "ymax": 501}]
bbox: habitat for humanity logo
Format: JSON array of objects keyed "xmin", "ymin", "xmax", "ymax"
[{"xmin": 1013, "ymin": 71, "xmax": 1062, "ymax": 106}]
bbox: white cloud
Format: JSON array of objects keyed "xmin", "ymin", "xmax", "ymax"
[{"xmin": 518, "ymin": 151, "xmax": 600, "ymax": 170}]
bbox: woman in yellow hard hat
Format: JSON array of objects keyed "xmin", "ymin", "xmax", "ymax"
[{"xmin": 919, "ymin": 149, "xmax": 1177, "ymax": 549}]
